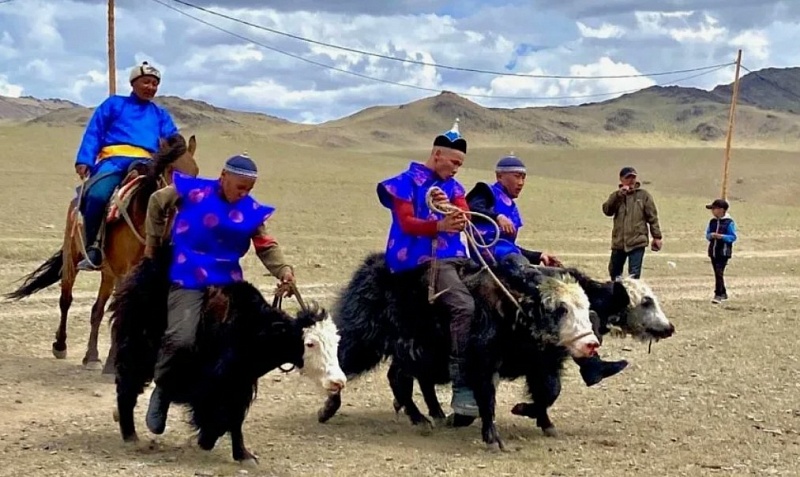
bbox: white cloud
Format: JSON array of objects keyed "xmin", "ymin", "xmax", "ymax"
[
  {"xmin": 576, "ymin": 21, "xmax": 626, "ymax": 39},
  {"xmin": 0, "ymin": 74, "xmax": 23, "ymax": 97},
  {"xmin": 0, "ymin": 0, "xmax": 798, "ymax": 122}
]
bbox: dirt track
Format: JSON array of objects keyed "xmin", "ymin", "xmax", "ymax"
[{"xmin": 1, "ymin": 250, "xmax": 799, "ymax": 477}]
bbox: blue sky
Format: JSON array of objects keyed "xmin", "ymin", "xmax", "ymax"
[{"xmin": 0, "ymin": 0, "xmax": 798, "ymax": 123}]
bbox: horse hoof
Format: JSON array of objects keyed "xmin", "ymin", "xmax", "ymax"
[
  {"xmin": 83, "ymin": 360, "xmax": 102, "ymax": 371},
  {"xmin": 122, "ymin": 433, "xmax": 139, "ymax": 443},
  {"xmin": 101, "ymin": 363, "xmax": 115, "ymax": 375},
  {"xmin": 392, "ymin": 399, "xmax": 403, "ymax": 413},
  {"xmin": 52, "ymin": 347, "xmax": 67, "ymax": 360},
  {"xmin": 239, "ymin": 457, "xmax": 259, "ymax": 467},
  {"xmin": 542, "ymin": 426, "xmax": 558, "ymax": 438},
  {"xmin": 112, "ymin": 408, "xmax": 119, "ymax": 422}
]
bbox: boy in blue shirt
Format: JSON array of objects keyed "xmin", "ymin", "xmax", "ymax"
[{"xmin": 705, "ymin": 199, "xmax": 737, "ymax": 304}]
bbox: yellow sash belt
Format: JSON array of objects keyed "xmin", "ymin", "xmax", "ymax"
[{"xmin": 96, "ymin": 144, "xmax": 152, "ymax": 161}]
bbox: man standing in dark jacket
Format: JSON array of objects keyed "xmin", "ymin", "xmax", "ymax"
[{"xmin": 602, "ymin": 167, "xmax": 663, "ymax": 280}]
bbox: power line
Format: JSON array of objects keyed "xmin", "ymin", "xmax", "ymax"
[
  {"xmin": 168, "ymin": 0, "xmax": 734, "ymax": 81},
  {"xmin": 740, "ymin": 64, "xmax": 800, "ymax": 102},
  {"xmin": 151, "ymin": 0, "xmax": 731, "ymax": 102}
]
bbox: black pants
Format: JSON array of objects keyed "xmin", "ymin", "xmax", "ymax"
[
  {"xmin": 608, "ymin": 246, "xmax": 645, "ymax": 280},
  {"xmin": 711, "ymin": 257, "xmax": 728, "ymax": 297},
  {"xmin": 434, "ymin": 260, "xmax": 475, "ymax": 358}
]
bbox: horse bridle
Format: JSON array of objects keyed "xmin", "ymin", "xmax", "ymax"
[{"xmin": 272, "ymin": 282, "xmax": 308, "ymax": 373}]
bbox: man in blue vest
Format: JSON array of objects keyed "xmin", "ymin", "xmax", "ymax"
[
  {"xmin": 377, "ymin": 120, "xmax": 479, "ymax": 421},
  {"xmin": 142, "ymin": 154, "xmax": 295, "ymax": 435},
  {"xmin": 74, "ymin": 61, "xmax": 180, "ymax": 271},
  {"xmin": 466, "ymin": 154, "xmax": 628, "ymax": 386}
]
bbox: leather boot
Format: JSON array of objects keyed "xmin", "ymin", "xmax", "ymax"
[{"xmin": 575, "ymin": 354, "xmax": 629, "ymax": 387}]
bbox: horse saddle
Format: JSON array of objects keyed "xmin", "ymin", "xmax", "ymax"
[{"xmin": 75, "ymin": 159, "xmax": 151, "ymax": 224}]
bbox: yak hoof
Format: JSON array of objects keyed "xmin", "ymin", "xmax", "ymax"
[
  {"xmin": 52, "ymin": 345, "xmax": 67, "ymax": 360},
  {"xmin": 542, "ymin": 426, "xmax": 558, "ymax": 438},
  {"xmin": 122, "ymin": 433, "xmax": 139, "ymax": 443},
  {"xmin": 240, "ymin": 457, "xmax": 259, "ymax": 467},
  {"xmin": 83, "ymin": 360, "xmax": 102, "ymax": 371},
  {"xmin": 392, "ymin": 399, "xmax": 403, "ymax": 414}
]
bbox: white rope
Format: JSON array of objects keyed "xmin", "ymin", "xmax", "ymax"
[{"xmin": 424, "ymin": 186, "xmax": 523, "ymax": 313}]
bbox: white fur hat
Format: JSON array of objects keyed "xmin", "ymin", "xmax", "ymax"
[{"xmin": 129, "ymin": 61, "xmax": 161, "ymax": 84}]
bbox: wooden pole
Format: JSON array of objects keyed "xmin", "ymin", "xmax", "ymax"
[
  {"xmin": 107, "ymin": 0, "xmax": 116, "ymax": 95},
  {"xmin": 720, "ymin": 49, "xmax": 742, "ymax": 200}
]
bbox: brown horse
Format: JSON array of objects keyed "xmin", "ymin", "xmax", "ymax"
[{"xmin": 4, "ymin": 134, "xmax": 199, "ymax": 373}]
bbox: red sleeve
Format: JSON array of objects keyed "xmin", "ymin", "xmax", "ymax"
[
  {"xmin": 452, "ymin": 195, "xmax": 469, "ymax": 212},
  {"xmin": 392, "ymin": 198, "xmax": 439, "ymax": 237},
  {"xmin": 251, "ymin": 223, "xmax": 278, "ymax": 251}
]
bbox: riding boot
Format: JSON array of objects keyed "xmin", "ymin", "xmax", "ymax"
[
  {"xmin": 449, "ymin": 356, "xmax": 479, "ymax": 418},
  {"xmin": 77, "ymin": 207, "xmax": 104, "ymax": 271},
  {"xmin": 574, "ymin": 354, "xmax": 629, "ymax": 387},
  {"xmin": 146, "ymin": 385, "xmax": 172, "ymax": 435},
  {"xmin": 77, "ymin": 246, "xmax": 103, "ymax": 271}
]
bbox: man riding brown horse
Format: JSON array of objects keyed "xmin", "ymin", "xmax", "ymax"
[
  {"xmin": 4, "ymin": 133, "xmax": 198, "ymax": 373},
  {"xmin": 74, "ymin": 61, "xmax": 185, "ymax": 271}
]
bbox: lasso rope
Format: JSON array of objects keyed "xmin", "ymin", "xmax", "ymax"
[{"xmin": 424, "ymin": 186, "xmax": 523, "ymax": 314}]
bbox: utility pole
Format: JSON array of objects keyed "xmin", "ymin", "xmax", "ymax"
[
  {"xmin": 720, "ymin": 49, "xmax": 742, "ymax": 200},
  {"xmin": 107, "ymin": 0, "xmax": 116, "ymax": 95}
]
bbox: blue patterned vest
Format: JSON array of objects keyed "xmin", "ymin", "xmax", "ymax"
[
  {"xmin": 377, "ymin": 162, "xmax": 467, "ymax": 273},
  {"xmin": 169, "ymin": 172, "xmax": 275, "ymax": 289},
  {"xmin": 474, "ymin": 182, "xmax": 524, "ymax": 260}
]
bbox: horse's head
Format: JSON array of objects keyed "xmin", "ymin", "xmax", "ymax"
[
  {"xmin": 289, "ymin": 302, "xmax": 347, "ymax": 396},
  {"xmin": 492, "ymin": 261, "xmax": 600, "ymax": 358},
  {"xmin": 152, "ymin": 134, "xmax": 199, "ymax": 182},
  {"xmin": 611, "ymin": 276, "xmax": 675, "ymax": 341}
]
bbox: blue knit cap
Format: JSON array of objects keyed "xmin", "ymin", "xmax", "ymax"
[
  {"xmin": 495, "ymin": 154, "xmax": 526, "ymax": 174},
  {"xmin": 223, "ymin": 153, "xmax": 258, "ymax": 178}
]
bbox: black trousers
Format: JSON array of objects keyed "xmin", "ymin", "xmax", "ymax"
[{"xmin": 711, "ymin": 257, "xmax": 729, "ymax": 297}]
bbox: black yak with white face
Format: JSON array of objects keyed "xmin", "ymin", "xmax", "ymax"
[
  {"xmin": 110, "ymin": 248, "xmax": 346, "ymax": 464},
  {"xmin": 316, "ymin": 252, "xmax": 599, "ymax": 450},
  {"xmin": 504, "ymin": 264, "xmax": 676, "ymax": 435}
]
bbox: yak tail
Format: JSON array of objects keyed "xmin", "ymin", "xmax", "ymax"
[
  {"xmin": 110, "ymin": 246, "xmax": 173, "ymax": 393},
  {"xmin": 333, "ymin": 252, "xmax": 393, "ymax": 379},
  {"xmin": 3, "ymin": 250, "xmax": 63, "ymax": 301}
]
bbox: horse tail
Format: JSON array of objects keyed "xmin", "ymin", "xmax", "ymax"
[
  {"xmin": 333, "ymin": 252, "xmax": 395, "ymax": 379},
  {"xmin": 3, "ymin": 250, "xmax": 63, "ymax": 300},
  {"xmin": 110, "ymin": 246, "xmax": 173, "ymax": 393}
]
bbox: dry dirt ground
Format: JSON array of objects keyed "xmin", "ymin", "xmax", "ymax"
[{"xmin": 0, "ymin": 127, "xmax": 798, "ymax": 476}]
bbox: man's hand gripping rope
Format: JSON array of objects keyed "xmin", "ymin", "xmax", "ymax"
[{"xmin": 424, "ymin": 187, "xmax": 523, "ymax": 314}]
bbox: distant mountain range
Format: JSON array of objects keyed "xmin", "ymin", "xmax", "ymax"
[{"xmin": 2, "ymin": 66, "xmax": 799, "ymax": 150}]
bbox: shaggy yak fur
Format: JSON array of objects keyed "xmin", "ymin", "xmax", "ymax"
[
  {"xmin": 317, "ymin": 252, "xmax": 590, "ymax": 450},
  {"xmin": 110, "ymin": 246, "xmax": 330, "ymax": 463}
]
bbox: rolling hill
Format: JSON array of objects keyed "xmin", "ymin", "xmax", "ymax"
[{"xmin": 2, "ymin": 66, "xmax": 799, "ymax": 150}]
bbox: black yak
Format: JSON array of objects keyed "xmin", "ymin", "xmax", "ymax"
[
  {"xmin": 505, "ymin": 264, "xmax": 675, "ymax": 434},
  {"xmin": 316, "ymin": 252, "xmax": 599, "ymax": 450},
  {"xmin": 110, "ymin": 248, "xmax": 346, "ymax": 464}
]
